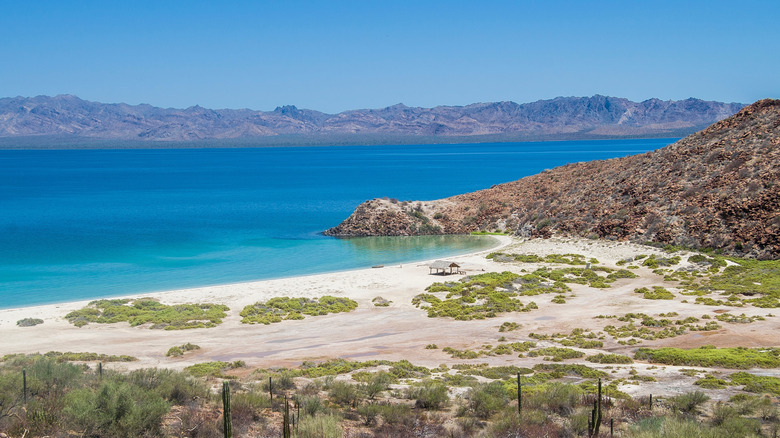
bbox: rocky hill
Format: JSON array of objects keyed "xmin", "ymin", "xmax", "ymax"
[
  {"xmin": 325, "ymin": 99, "xmax": 780, "ymax": 259},
  {"xmin": 0, "ymin": 94, "xmax": 743, "ymax": 145}
]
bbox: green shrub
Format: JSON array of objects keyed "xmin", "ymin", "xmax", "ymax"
[
  {"xmin": 635, "ymin": 286, "xmax": 675, "ymax": 300},
  {"xmin": 694, "ymin": 374, "xmax": 728, "ymax": 389},
  {"xmin": 729, "ymin": 372, "xmax": 780, "ymax": 395},
  {"xmin": 65, "ymin": 298, "xmax": 228, "ymax": 329},
  {"xmin": 296, "ymin": 413, "xmax": 343, "ymax": 438},
  {"xmin": 666, "ymin": 391, "xmax": 710, "ymax": 414},
  {"xmin": 586, "ymin": 353, "xmax": 633, "ymax": 364},
  {"xmin": 468, "ymin": 381, "xmax": 508, "ymax": 419},
  {"xmin": 528, "ymin": 347, "xmax": 584, "ymax": 361},
  {"xmin": 635, "ymin": 346, "xmax": 780, "ymax": 369},
  {"xmin": 166, "ymin": 343, "xmax": 200, "ymax": 357},
  {"xmin": 328, "ymin": 381, "xmax": 359, "ymax": 406},
  {"xmin": 407, "ymin": 379, "xmax": 449, "ymax": 410},
  {"xmin": 240, "ymin": 296, "xmax": 357, "ymax": 324},
  {"xmin": 63, "ymin": 379, "xmax": 169, "ymax": 438},
  {"xmin": 184, "ymin": 361, "xmax": 243, "ymax": 378},
  {"xmin": 16, "ymin": 318, "xmax": 44, "ymax": 327}
]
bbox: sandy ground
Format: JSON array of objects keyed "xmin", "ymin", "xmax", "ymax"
[{"xmin": 2, "ymin": 235, "xmax": 778, "ymax": 399}]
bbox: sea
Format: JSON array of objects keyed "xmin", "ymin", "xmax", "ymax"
[{"xmin": 0, "ymin": 138, "xmax": 674, "ymax": 308}]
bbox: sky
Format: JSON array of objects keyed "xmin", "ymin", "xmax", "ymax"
[{"xmin": 1, "ymin": 0, "xmax": 778, "ymax": 113}]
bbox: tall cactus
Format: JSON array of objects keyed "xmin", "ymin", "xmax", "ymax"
[
  {"xmin": 282, "ymin": 397, "xmax": 291, "ymax": 438},
  {"xmin": 517, "ymin": 372, "xmax": 522, "ymax": 414},
  {"xmin": 222, "ymin": 381, "xmax": 233, "ymax": 438},
  {"xmin": 22, "ymin": 369, "xmax": 27, "ymax": 404},
  {"xmin": 588, "ymin": 378, "xmax": 603, "ymax": 437}
]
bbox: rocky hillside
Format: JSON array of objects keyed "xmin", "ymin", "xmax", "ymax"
[
  {"xmin": 0, "ymin": 94, "xmax": 743, "ymax": 144},
  {"xmin": 325, "ymin": 99, "xmax": 780, "ymax": 259}
]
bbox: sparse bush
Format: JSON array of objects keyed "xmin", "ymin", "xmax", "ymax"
[
  {"xmin": 407, "ymin": 379, "xmax": 449, "ymax": 410},
  {"xmin": 667, "ymin": 390, "xmax": 709, "ymax": 415},
  {"xmin": 16, "ymin": 318, "xmax": 44, "ymax": 327}
]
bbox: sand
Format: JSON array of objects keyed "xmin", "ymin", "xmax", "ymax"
[{"xmin": 2, "ymin": 235, "xmax": 778, "ymax": 398}]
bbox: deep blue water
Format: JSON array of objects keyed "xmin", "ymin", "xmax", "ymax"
[{"xmin": 0, "ymin": 138, "xmax": 674, "ymax": 308}]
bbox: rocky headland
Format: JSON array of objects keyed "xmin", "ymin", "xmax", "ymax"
[{"xmin": 325, "ymin": 99, "xmax": 780, "ymax": 259}]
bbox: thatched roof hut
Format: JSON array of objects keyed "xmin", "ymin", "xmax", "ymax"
[{"xmin": 429, "ymin": 260, "xmax": 461, "ymax": 275}]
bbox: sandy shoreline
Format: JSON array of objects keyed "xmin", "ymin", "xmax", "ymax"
[{"xmin": 2, "ymin": 235, "xmax": 778, "ymax": 400}]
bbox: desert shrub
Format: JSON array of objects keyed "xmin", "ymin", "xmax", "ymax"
[
  {"xmin": 166, "ymin": 342, "xmax": 200, "ymax": 357},
  {"xmin": 528, "ymin": 347, "xmax": 584, "ymax": 361},
  {"xmin": 586, "ymin": 353, "xmax": 633, "ymax": 364},
  {"xmin": 532, "ymin": 363, "xmax": 607, "ymax": 379},
  {"xmin": 65, "ymin": 298, "xmax": 228, "ymax": 329},
  {"xmin": 694, "ymin": 374, "xmax": 728, "ymax": 389},
  {"xmin": 499, "ymin": 321, "xmax": 520, "ymax": 332},
  {"xmin": 667, "ymin": 390, "xmax": 710, "ymax": 415},
  {"xmin": 468, "ymin": 381, "xmax": 508, "ymax": 419},
  {"xmin": 296, "ymin": 413, "xmax": 343, "ymax": 438},
  {"xmin": 240, "ymin": 296, "xmax": 357, "ymax": 324},
  {"xmin": 184, "ymin": 361, "xmax": 244, "ymax": 378},
  {"xmin": 729, "ymin": 372, "xmax": 780, "ymax": 395},
  {"xmin": 63, "ymin": 379, "xmax": 169, "ymax": 438},
  {"xmin": 635, "ymin": 346, "xmax": 780, "ymax": 368},
  {"xmin": 532, "ymin": 382, "xmax": 583, "ymax": 415},
  {"xmin": 407, "ymin": 379, "xmax": 449, "ymax": 410},
  {"xmin": 635, "ymin": 286, "xmax": 675, "ymax": 300},
  {"xmin": 361, "ymin": 372, "xmax": 393, "ymax": 399},
  {"xmin": 328, "ymin": 381, "xmax": 359, "ymax": 406},
  {"xmin": 125, "ymin": 368, "xmax": 209, "ymax": 404},
  {"xmin": 16, "ymin": 318, "xmax": 44, "ymax": 327}
]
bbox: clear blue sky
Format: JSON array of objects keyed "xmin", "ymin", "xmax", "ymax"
[{"xmin": 1, "ymin": 0, "xmax": 777, "ymax": 113}]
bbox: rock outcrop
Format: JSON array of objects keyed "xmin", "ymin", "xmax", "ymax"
[{"xmin": 325, "ymin": 99, "xmax": 780, "ymax": 259}]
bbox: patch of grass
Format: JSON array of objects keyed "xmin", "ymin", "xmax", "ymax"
[
  {"xmin": 240, "ymin": 296, "xmax": 357, "ymax": 324},
  {"xmin": 65, "ymin": 298, "xmax": 228, "ymax": 329},
  {"xmin": 165, "ymin": 343, "xmax": 201, "ymax": 357},
  {"xmin": 586, "ymin": 353, "xmax": 633, "ymax": 364},
  {"xmin": 16, "ymin": 318, "xmax": 44, "ymax": 327},
  {"xmin": 635, "ymin": 346, "xmax": 780, "ymax": 369},
  {"xmin": 471, "ymin": 231, "xmax": 509, "ymax": 236}
]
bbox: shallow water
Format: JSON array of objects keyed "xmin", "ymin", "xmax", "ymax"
[{"xmin": 0, "ymin": 139, "xmax": 673, "ymax": 308}]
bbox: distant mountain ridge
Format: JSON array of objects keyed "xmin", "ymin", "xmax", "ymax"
[
  {"xmin": 0, "ymin": 94, "xmax": 744, "ymax": 146},
  {"xmin": 325, "ymin": 99, "xmax": 780, "ymax": 259}
]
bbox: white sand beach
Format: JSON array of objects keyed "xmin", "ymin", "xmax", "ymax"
[{"xmin": 2, "ymin": 236, "xmax": 778, "ymax": 398}]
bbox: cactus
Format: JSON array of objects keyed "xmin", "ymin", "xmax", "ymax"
[
  {"xmin": 517, "ymin": 372, "xmax": 522, "ymax": 414},
  {"xmin": 269, "ymin": 376, "xmax": 273, "ymax": 400},
  {"xmin": 222, "ymin": 381, "xmax": 233, "ymax": 438},
  {"xmin": 98, "ymin": 362, "xmax": 103, "ymax": 379},
  {"xmin": 282, "ymin": 397, "xmax": 291, "ymax": 438},
  {"xmin": 23, "ymin": 369, "xmax": 27, "ymax": 404},
  {"xmin": 588, "ymin": 378, "xmax": 603, "ymax": 437}
]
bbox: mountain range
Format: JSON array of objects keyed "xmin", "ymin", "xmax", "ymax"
[
  {"xmin": 325, "ymin": 99, "xmax": 780, "ymax": 259},
  {"xmin": 0, "ymin": 94, "xmax": 744, "ymax": 147}
]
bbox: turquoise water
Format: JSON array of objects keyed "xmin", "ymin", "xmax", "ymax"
[{"xmin": 0, "ymin": 139, "xmax": 674, "ymax": 308}]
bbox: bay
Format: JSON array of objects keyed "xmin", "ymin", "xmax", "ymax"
[{"xmin": 0, "ymin": 138, "xmax": 674, "ymax": 308}]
